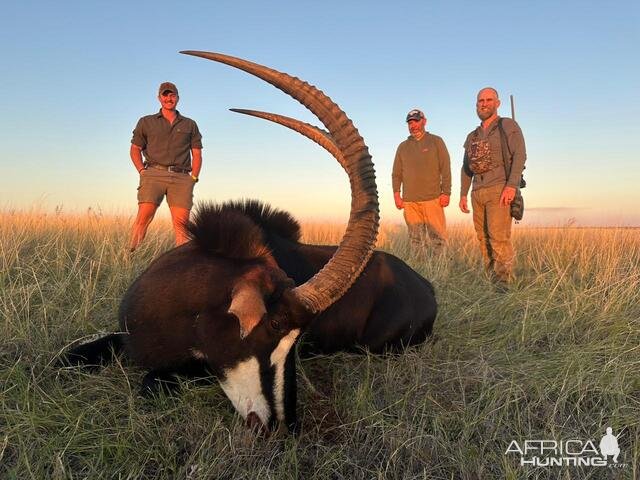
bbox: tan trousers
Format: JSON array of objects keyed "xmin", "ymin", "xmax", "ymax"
[
  {"xmin": 403, "ymin": 199, "xmax": 447, "ymax": 253},
  {"xmin": 471, "ymin": 183, "xmax": 514, "ymax": 282}
]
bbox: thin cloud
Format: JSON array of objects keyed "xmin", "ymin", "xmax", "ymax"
[{"xmin": 525, "ymin": 207, "xmax": 588, "ymax": 213}]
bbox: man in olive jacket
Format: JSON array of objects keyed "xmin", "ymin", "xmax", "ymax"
[
  {"xmin": 392, "ymin": 109, "xmax": 451, "ymax": 254},
  {"xmin": 459, "ymin": 87, "xmax": 526, "ymax": 284}
]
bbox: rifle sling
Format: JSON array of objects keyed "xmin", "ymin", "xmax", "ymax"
[{"xmin": 497, "ymin": 118, "xmax": 513, "ymax": 184}]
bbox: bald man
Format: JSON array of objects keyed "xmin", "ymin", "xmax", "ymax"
[{"xmin": 459, "ymin": 87, "xmax": 526, "ymax": 285}]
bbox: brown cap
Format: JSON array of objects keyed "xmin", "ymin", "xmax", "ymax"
[{"xmin": 158, "ymin": 82, "xmax": 178, "ymax": 95}]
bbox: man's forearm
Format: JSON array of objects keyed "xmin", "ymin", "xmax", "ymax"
[
  {"xmin": 508, "ymin": 147, "xmax": 526, "ymax": 187},
  {"xmin": 191, "ymin": 148, "xmax": 202, "ymax": 178},
  {"xmin": 438, "ymin": 139, "xmax": 452, "ymax": 195},
  {"xmin": 507, "ymin": 125, "xmax": 526, "ymax": 187},
  {"xmin": 130, "ymin": 145, "xmax": 145, "ymax": 172},
  {"xmin": 460, "ymin": 168, "xmax": 472, "ymax": 197}
]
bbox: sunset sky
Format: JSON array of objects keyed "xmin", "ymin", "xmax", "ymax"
[{"xmin": 2, "ymin": 1, "xmax": 638, "ymax": 226}]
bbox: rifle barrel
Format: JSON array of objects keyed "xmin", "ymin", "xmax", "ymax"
[{"xmin": 510, "ymin": 95, "xmax": 516, "ymax": 120}]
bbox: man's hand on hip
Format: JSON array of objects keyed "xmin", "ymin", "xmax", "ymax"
[{"xmin": 439, "ymin": 194, "xmax": 450, "ymax": 207}]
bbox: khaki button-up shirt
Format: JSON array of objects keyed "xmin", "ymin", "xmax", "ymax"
[{"xmin": 132, "ymin": 110, "xmax": 203, "ymax": 168}]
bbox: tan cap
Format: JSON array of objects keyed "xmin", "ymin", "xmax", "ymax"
[{"xmin": 158, "ymin": 82, "xmax": 178, "ymax": 95}]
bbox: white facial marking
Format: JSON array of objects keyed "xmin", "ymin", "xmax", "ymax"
[
  {"xmin": 270, "ymin": 329, "xmax": 300, "ymax": 421},
  {"xmin": 219, "ymin": 356, "xmax": 270, "ymax": 425}
]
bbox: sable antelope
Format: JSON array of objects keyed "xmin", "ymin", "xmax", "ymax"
[
  {"xmin": 61, "ymin": 51, "xmax": 379, "ymax": 433},
  {"xmin": 210, "ymin": 198, "xmax": 437, "ymax": 356},
  {"xmin": 222, "ymin": 109, "xmax": 437, "ymax": 355}
]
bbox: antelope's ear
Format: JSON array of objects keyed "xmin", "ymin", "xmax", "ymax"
[{"xmin": 228, "ymin": 283, "xmax": 266, "ymax": 339}]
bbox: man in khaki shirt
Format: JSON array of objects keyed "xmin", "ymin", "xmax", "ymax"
[
  {"xmin": 392, "ymin": 109, "xmax": 451, "ymax": 254},
  {"xmin": 129, "ymin": 82, "xmax": 203, "ymax": 251}
]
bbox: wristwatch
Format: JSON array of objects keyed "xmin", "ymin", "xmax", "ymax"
[{"xmin": 191, "ymin": 175, "xmax": 199, "ymax": 183}]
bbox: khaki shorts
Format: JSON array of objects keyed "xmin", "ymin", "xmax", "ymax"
[{"xmin": 137, "ymin": 168, "xmax": 195, "ymax": 209}]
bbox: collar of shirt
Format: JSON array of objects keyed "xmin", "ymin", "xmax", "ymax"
[
  {"xmin": 478, "ymin": 115, "xmax": 500, "ymax": 132},
  {"xmin": 154, "ymin": 109, "xmax": 183, "ymax": 121},
  {"xmin": 407, "ymin": 132, "xmax": 430, "ymax": 142},
  {"xmin": 474, "ymin": 116, "xmax": 502, "ymax": 139}
]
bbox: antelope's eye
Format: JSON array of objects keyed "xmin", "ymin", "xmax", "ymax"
[
  {"xmin": 270, "ymin": 312, "xmax": 289, "ymax": 332},
  {"xmin": 270, "ymin": 317, "xmax": 281, "ymax": 331}
]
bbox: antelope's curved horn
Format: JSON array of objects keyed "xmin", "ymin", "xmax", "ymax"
[
  {"xmin": 182, "ymin": 51, "xmax": 379, "ymax": 314},
  {"xmin": 229, "ymin": 109, "xmax": 347, "ymax": 172}
]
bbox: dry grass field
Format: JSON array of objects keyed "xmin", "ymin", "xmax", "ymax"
[{"xmin": 1, "ymin": 209, "xmax": 639, "ymax": 479}]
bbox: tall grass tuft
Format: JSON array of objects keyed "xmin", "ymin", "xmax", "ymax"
[{"xmin": 1, "ymin": 211, "xmax": 638, "ymax": 479}]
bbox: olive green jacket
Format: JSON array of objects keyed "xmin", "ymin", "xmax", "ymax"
[{"xmin": 392, "ymin": 132, "xmax": 451, "ymax": 202}]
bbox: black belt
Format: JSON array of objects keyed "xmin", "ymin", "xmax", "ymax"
[{"xmin": 146, "ymin": 163, "xmax": 191, "ymax": 174}]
